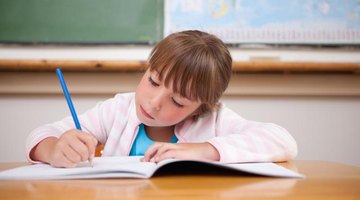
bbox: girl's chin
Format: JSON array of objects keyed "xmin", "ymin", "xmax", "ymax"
[
  {"xmin": 139, "ymin": 119, "xmax": 169, "ymax": 127},
  {"xmin": 136, "ymin": 111, "xmax": 156, "ymax": 126}
]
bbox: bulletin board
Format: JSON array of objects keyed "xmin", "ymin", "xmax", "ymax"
[{"xmin": 164, "ymin": 0, "xmax": 360, "ymax": 45}]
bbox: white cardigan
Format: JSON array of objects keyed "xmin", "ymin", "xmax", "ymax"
[{"xmin": 26, "ymin": 92, "xmax": 298, "ymax": 163}]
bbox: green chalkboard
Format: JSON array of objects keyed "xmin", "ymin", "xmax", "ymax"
[{"xmin": 0, "ymin": 0, "xmax": 163, "ymax": 44}]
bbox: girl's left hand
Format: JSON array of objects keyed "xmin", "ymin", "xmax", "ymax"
[{"xmin": 142, "ymin": 142, "xmax": 220, "ymax": 163}]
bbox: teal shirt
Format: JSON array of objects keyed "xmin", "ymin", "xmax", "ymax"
[{"xmin": 129, "ymin": 124, "xmax": 178, "ymax": 156}]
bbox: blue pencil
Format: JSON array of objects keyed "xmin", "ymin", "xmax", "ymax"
[
  {"xmin": 56, "ymin": 68, "xmax": 82, "ymax": 130},
  {"xmin": 56, "ymin": 68, "xmax": 93, "ymax": 167}
]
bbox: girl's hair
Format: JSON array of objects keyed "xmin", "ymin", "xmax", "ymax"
[{"xmin": 148, "ymin": 30, "xmax": 232, "ymax": 117}]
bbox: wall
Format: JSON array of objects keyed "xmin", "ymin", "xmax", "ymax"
[
  {"xmin": 1, "ymin": 46, "xmax": 359, "ymax": 166},
  {"xmin": 0, "ymin": 71, "xmax": 359, "ymax": 166}
]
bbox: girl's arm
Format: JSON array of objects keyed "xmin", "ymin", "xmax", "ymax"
[
  {"xmin": 143, "ymin": 104, "xmax": 297, "ymax": 163},
  {"xmin": 26, "ymin": 93, "xmax": 126, "ymax": 163},
  {"xmin": 207, "ymin": 105, "xmax": 298, "ymax": 163}
]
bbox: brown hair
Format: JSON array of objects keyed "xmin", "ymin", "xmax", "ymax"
[{"xmin": 148, "ymin": 30, "xmax": 232, "ymax": 117}]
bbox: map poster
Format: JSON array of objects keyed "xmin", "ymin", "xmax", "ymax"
[{"xmin": 164, "ymin": 0, "xmax": 360, "ymax": 44}]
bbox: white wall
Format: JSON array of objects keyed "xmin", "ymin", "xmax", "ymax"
[
  {"xmin": 0, "ymin": 46, "xmax": 359, "ymax": 166},
  {"xmin": 224, "ymin": 96, "xmax": 360, "ymax": 166},
  {"xmin": 0, "ymin": 90, "xmax": 359, "ymax": 166},
  {"xmin": 0, "ymin": 94, "xmax": 108, "ymax": 162}
]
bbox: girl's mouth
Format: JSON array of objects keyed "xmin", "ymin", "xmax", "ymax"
[{"xmin": 140, "ymin": 105, "xmax": 155, "ymax": 120}]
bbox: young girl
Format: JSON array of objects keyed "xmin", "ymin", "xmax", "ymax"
[{"xmin": 27, "ymin": 30, "xmax": 297, "ymax": 168}]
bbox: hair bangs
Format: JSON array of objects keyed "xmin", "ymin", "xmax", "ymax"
[{"xmin": 149, "ymin": 44, "xmax": 218, "ymax": 105}]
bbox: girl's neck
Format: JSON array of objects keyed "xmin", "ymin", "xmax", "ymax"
[{"xmin": 144, "ymin": 125, "xmax": 175, "ymax": 142}]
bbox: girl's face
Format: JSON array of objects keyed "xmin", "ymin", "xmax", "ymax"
[{"xmin": 135, "ymin": 69, "xmax": 201, "ymax": 127}]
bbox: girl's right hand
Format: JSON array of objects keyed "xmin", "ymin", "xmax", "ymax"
[{"xmin": 31, "ymin": 129, "xmax": 98, "ymax": 168}]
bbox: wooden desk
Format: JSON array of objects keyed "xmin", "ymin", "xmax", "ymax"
[{"xmin": 0, "ymin": 161, "xmax": 359, "ymax": 200}]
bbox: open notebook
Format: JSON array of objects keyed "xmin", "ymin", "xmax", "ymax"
[{"xmin": 0, "ymin": 156, "xmax": 304, "ymax": 180}]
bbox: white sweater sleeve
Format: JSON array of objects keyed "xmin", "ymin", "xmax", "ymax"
[
  {"xmin": 207, "ymin": 105, "xmax": 298, "ymax": 163},
  {"xmin": 25, "ymin": 93, "xmax": 130, "ymax": 163}
]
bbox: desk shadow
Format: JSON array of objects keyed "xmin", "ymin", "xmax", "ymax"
[
  {"xmin": 150, "ymin": 162, "xmax": 298, "ymax": 198},
  {"xmin": 153, "ymin": 160, "xmax": 300, "ymax": 178},
  {"xmin": 153, "ymin": 161, "xmax": 260, "ymax": 177}
]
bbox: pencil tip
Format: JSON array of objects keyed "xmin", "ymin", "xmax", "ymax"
[{"xmin": 89, "ymin": 158, "xmax": 93, "ymax": 167}]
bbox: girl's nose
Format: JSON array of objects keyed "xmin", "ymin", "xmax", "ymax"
[{"xmin": 149, "ymin": 93, "xmax": 162, "ymax": 111}]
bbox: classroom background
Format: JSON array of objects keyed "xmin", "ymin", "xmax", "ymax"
[{"xmin": 0, "ymin": 0, "xmax": 359, "ymax": 166}]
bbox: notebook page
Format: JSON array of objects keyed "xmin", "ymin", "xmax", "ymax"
[{"xmin": 0, "ymin": 156, "xmax": 156, "ymax": 180}]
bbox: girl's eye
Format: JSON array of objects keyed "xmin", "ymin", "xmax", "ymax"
[
  {"xmin": 148, "ymin": 77, "xmax": 159, "ymax": 87},
  {"xmin": 172, "ymin": 98, "xmax": 184, "ymax": 108}
]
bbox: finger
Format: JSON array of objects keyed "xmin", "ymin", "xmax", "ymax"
[
  {"xmin": 59, "ymin": 152, "xmax": 78, "ymax": 168},
  {"xmin": 91, "ymin": 138, "xmax": 98, "ymax": 158},
  {"xmin": 152, "ymin": 144, "xmax": 176, "ymax": 161},
  {"xmin": 75, "ymin": 131, "xmax": 98, "ymax": 159},
  {"xmin": 67, "ymin": 135, "xmax": 90, "ymax": 161},
  {"xmin": 61, "ymin": 141, "xmax": 83, "ymax": 163},
  {"xmin": 77, "ymin": 132, "xmax": 98, "ymax": 158},
  {"xmin": 49, "ymin": 150, "xmax": 77, "ymax": 168},
  {"xmin": 143, "ymin": 143, "xmax": 164, "ymax": 162},
  {"xmin": 143, "ymin": 143, "xmax": 161, "ymax": 162},
  {"xmin": 60, "ymin": 130, "xmax": 89, "ymax": 161},
  {"xmin": 154, "ymin": 150, "xmax": 180, "ymax": 162}
]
